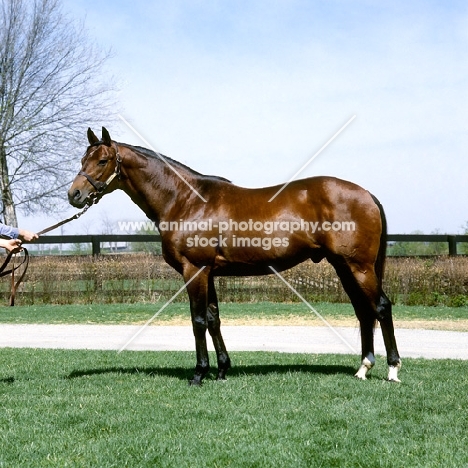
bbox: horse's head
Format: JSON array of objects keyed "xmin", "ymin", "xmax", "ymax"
[{"xmin": 68, "ymin": 127, "xmax": 122, "ymax": 208}]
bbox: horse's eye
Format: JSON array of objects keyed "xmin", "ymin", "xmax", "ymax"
[{"xmin": 98, "ymin": 159, "xmax": 108, "ymax": 166}]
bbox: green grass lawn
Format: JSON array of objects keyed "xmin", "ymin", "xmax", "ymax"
[
  {"xmin": 0, "ymin": 349, "xmax": 467, "ymax": 467},
  {"xmin": 0, "ymin": 301, "xmax": 467, "ymax": 325},
  {"xmin": 1, "ymin": 303, "xmax": 467, "ymax": 466}
]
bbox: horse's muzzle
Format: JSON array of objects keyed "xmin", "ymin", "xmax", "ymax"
[{"xmin": 68, "ymin": 188, "xmax": 88, "ymax": 208}]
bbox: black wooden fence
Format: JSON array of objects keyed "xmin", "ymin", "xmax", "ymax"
[
  {"xmin": 388, "ymin": 234, "xmax": 468, "ymax": 256},
  {"xmin": 26, "ymin": 234, "xmax": 468, "ymax": 256}
]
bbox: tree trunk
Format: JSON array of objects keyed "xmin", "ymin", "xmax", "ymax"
[
  {"xmin": 2, "ymin": 196, "xmax": 17, "ymax": 226},
  {"xmin": 0, "ymin": 144, "xmax": 18, "ymax": 227}
]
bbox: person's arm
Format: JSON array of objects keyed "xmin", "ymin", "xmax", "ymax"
[
  {"xmin": 0, "ymin": 224, "xmax": 38, "ymax": 242},
  {"xmin": 0, "ymin": 223, "xmax": 20, "ymax": 239}
]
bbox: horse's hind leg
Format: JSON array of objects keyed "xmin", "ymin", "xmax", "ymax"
[
  {"xmin": 331, "ymin": 260, "xmax": 401, "ymax": 381},
  {"xmin": 376, "ymin": 292, "xmax": 401, "ymax": 382},
  {"xmin": 330, "ymin": 260, "xmax": 376, "ymax": 379},
  {"xmin": 207, "ymin": 277, "xmax": 231, "ymax": 380},
  {"xmin": 354, "ymin": 310, "xmax": 377, "ymax": 380}
]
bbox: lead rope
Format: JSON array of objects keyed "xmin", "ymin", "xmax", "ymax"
[
  {"xmin": 8, "ymin": 249, "xmax": 30, "ymax": 306},
  {"xmin": 0, "ymin": 247, "xmax": 29, "ymax": 306},
  {"xmin": 0, "ymin": 203, "xmax": 91, "ymax": 306},
  {"xmin": 2, "ymin": 202, "xmax": 93, "ymax": 306},
  {"xmin": 10, "ymin": 252, "xmax": 15, "ymax": 305},
  {"xmin": 3, "ymin": 147, "xmax": 122, "ymax": 305},
  {"xmin": 36, "ymin": 201, "xmax": 94, "ymax": 236},
  {"xmin": 0, "ymin": 201, "xmax": 93, "ymax": 306}
]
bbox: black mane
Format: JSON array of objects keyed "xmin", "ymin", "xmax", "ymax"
[{"xmin": 119, "ymin": 143, "xmax": 232, "ymax": 183}]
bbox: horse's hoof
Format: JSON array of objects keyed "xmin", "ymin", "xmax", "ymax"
[
  {"xmin": 354, "ymin": 366, "xmax": 370, "ymax": 380},
  {"xmin": 386, "ymin": 377, "xmax": 401, "ymax": 383},
  {"xmin": 217, "ymin": 370, "xmax": 228, "ymax": 381},
  {"xmin": 354, "ymin": 373, "xmax": 367, "ymax": 381},
  {"xmin": 386, "ymin": 364, "xmax": 401, "ymax": 383},
  {"xmin": 354, "ymin": 358, "xmax": 374, "ymax": 381},
  {"xmin": 188, "ymin": 378, "xmax": 202, "ymax": 386}
]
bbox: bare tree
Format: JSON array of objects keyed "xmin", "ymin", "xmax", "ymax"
[{"xmin": 0, "ymin": 0, "xmax": 117, "ymax": 226}]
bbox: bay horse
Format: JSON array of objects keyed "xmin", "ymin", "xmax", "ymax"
[{"xmin": 68, "ymin": 127, "xmax": 401, "ymax": 384}]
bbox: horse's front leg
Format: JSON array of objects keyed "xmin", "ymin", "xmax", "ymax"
[
  {"xmin": 184, "ymin": 264, "xmax": 210, "ymax": 386},
  {"xmin": 207, "ymin": 276, "xmax": 231, "ymax": 380}
]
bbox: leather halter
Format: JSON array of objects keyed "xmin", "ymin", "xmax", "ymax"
[
  {"xmin": 78, "ymin": 142, "xmax": 122, "ymax": 199},
  {"xmin": 36, "ymin": 142, "xmax": 123, "ymax": 236}
]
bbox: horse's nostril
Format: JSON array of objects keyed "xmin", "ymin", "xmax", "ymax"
[{"xmin": 73, "ymin": 189, "xmax": 81, "ymax": 200}]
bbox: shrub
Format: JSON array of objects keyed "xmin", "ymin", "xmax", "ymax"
[{"xmin": 1, "ymin": 254, "xmax": 467, "ymax": 306}]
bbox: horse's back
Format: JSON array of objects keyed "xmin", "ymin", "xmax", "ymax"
[
  {"xmin": 211, "ymin": 175, "xmax": 381, "ymax": 226},
  {"xmin": 185, "ymin": 175, "xmax": 383, "ymax": 274}
]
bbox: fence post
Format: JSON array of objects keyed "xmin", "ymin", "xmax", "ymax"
[
  {"xmin": 448, "ymin": 236, "xmax": 457, "ymax": 256},
  {"xmin": 91, "ymin": 236, "xmax": 101, "ymax": 256}
]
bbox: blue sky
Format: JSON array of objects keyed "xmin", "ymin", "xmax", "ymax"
[{"xmin": 21, "ymin": 0, "xmax": 468, "ymax": 234}]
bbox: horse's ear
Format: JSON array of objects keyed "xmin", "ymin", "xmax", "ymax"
[
  {"xmin": 87, "ymin": 128, "xmax": 99, "ymax": 146},
  {"xmin": 102, "ymin": 127, "xmax": 112, "ymax": 146}
]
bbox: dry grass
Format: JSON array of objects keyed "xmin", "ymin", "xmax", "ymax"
[
  {"xmin": 138, "ymin": 316, "xmax": 468, "ymax": 331},
  {"xmin": 384, "ymin": 257, "xmax": 468, "ymax": 306},
  {"xmin": 1, "ymin": 253, "xmax": 467, "ymax": 306}
]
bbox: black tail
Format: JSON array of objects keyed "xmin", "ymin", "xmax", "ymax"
[{"xmin": 370, "ymin": 194, "xmax": 387, "ymax": 294}]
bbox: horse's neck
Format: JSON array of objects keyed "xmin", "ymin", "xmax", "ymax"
[{"xmin": 120, "ymin": 150, "xmax": 198, "ymax": 222}]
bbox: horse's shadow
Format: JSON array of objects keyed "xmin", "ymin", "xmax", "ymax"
[
  {"xmin": 0, "ymin": 377, "xmax": 15, "ymax": 384},
  {"xmin": 66, "ymin": 363, "xmax": 356, "ymax": 382}
]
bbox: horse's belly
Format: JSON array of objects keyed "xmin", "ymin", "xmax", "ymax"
[{"xmin": 212, "ymin": 253, "xmax": 313, "ymax": 276}]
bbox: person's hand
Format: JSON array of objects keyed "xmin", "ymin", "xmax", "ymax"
[
  {"xmin": 0, "ymin": 238, "xmax": 23, "ymax": 254},
  {"xmin": 18, "ymin": 229, "xmax": 39, "ymax": 242}
]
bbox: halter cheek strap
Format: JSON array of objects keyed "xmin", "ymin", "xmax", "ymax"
[{"xmin": 79, "ymin": 145, "xmax": 122, "ymax": 195}]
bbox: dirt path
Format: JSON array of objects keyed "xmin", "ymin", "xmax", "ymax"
[
  {"xmin": 1, "ymin": 324, "xmax": 467, "ymax": 360},
  {"xmin": 149, "ymin": 317, "xmax": 468, "ymax": 331}
]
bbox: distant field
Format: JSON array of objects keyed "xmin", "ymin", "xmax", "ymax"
[
  {"xmin": 1, "ymin": 349, "xmax": 467, "ymax": 467},
  {"xmin": 0, "ymin": 301, "xmax": 467, "ymax": 330}
]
